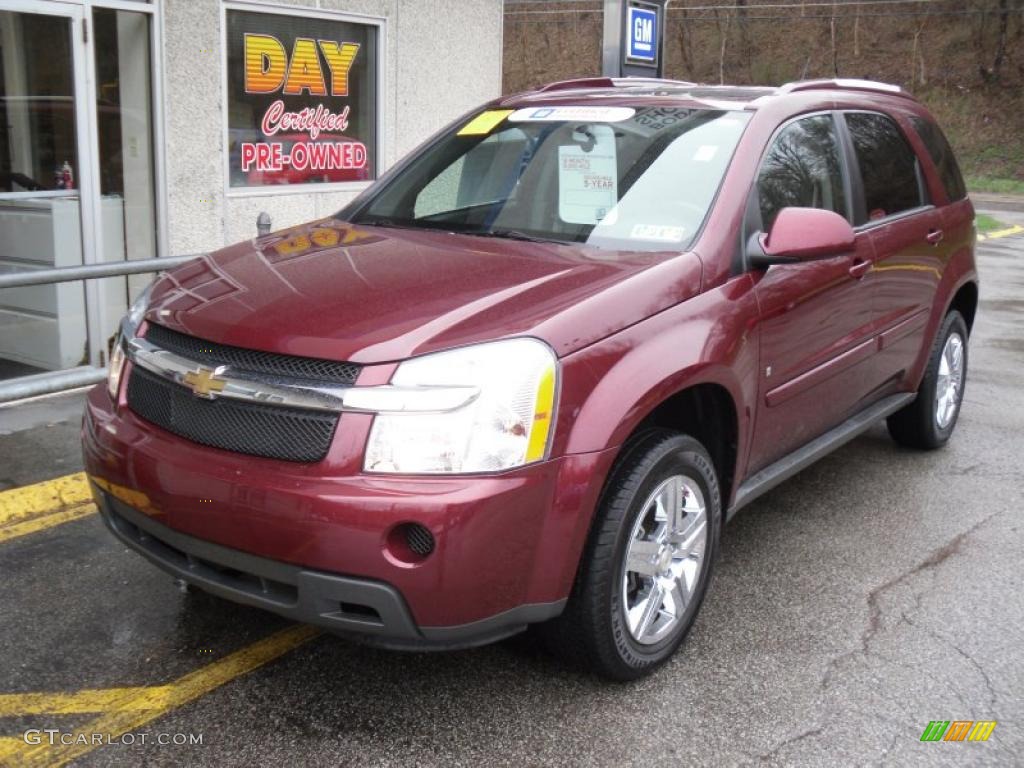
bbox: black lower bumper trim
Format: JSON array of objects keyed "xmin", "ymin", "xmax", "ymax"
[{"xmin": 92, "ymin": 485, "xmax": 565, "ymax": 650}]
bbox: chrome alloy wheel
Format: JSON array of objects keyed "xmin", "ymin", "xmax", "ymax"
[
  {"xmin": 935, "ymin": 332, "xmax": 965, "ymax": 429},
  {"xmin": 621, "ymin": 475, "xmax": 708, "ymax": 645}
]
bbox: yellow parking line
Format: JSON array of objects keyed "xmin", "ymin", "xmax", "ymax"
[
  {"xmin": 0, "ymin": 739, "xmax": 25, "ymax": 762},
  {"xmin": 0, "ymin": 624, "xmax": 320, "ymax": 768},
  {"xmin": 0, "ymin": 473, "xmax": 90, "ymax": 526},
  {"xmin": 978, "ymin": 224, "xmax": 1024, "ymax": 241},
  {"xmin": 0, "ymin": 686, "xmax": 175, "ymax": 717},
  {"xmin": 0, "ymin": 473, "xmax": 96, "ymax": 543},
  {"xmin": 0, "ymin": 504, "xmax": 96, "ymax": 544}
]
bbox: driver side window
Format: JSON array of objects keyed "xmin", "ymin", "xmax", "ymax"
[{"xmin": 757, "ymin": 115, "xmax": 848, "ymax": 232}]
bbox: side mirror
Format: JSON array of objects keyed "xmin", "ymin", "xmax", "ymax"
[{"xmin": 748, "ymin": 207, "xmax": 856, "ymax": 268}]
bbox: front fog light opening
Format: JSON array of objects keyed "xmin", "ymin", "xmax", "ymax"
[
  {"xmin": 385, "ymin": 523, "xmax": 435, "ymax": 565},
  {"xmin": 405, "ymin": 523, "xmax": 435, "ymax": 555}
]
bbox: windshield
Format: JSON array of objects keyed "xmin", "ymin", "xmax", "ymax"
[{"xmin": 349, "ymin": 105, "xmax": 751, "ymax": 251}]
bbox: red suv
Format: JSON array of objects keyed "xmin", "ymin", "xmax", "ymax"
[{"xmin": 83, "ymin": 78, "xmax": 977, "ymax": 680}]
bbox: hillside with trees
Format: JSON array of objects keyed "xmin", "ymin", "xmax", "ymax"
[{"xmin": 504, "ymin": 0, "xmax": 1024, "ymax": 191}]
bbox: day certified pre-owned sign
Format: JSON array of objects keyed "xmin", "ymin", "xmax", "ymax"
[{"xmin": 225, "ymin": 9, "xmax": 379, "ymax": 189}]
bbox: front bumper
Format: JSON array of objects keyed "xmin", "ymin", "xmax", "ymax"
[
  {"xmin": 83, "ymin": 382, "xmax": 617, "ymax": 646},
  {"xmin": 95, "ymin": 487, "xmax": 562, "ymax": 649}
]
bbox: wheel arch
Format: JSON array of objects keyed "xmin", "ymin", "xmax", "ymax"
[
  {"xmin": 627, "ymin": 382, "xmax": 740, "ymax": 507},
  {"xmin": 531, "ymin": 376, "xmax": 744, "ymax": 631},
  {"xmin": 537, "ymin": 280, "xmax": 761, "ymax": 608},
  {"xmin": 570, "ymin": 370, "xmax": 746, "ymax": 523},
  {"xmin": 947, "ymin": 279, "xmax": 978, "ymax": 334}
]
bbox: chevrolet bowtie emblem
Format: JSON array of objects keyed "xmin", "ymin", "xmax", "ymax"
[{"xmin": 182, "ymin": 366, "xmax": 227, "ymax": 398}]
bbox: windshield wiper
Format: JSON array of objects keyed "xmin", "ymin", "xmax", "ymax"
[
  {"xmin": 357, "ymin": 220, "xmax": 566, "ymax": 244},
  {"xmin": 356, "ymin": 217, "xmax": 420, "ymax": 231},
  {"xmin": 463, "ymin": 228, "xmax": 566, "ymax": 245}
]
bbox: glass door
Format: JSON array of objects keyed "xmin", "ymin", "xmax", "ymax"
[
  {"xmin": 91, "ymin": 5, "xmax": 159, "ymax": 337},
  {"xmin": 0, "ymin": 2, "xmax": 94, "ymax": 380},
  {"xmin": 0, "ymin": 1, "xmax": 160, "ymax": 384}
]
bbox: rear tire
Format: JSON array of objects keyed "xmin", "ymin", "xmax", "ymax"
[
  {"xmin": 887, "ymin": 310, "xmax": 968, "ymax": 450},
  {"xmin": 541, "ymin": 430, "xmax": 721, "ymax": 681}
]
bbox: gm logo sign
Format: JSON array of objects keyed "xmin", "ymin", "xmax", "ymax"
[{"xmin": 626, "ymin": 4, "xmax": 659, "ymax": 64}]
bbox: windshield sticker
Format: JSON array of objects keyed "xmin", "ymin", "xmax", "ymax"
[
  {"xmin": 457, "ymin": 109, "xmax": 514, "ymax": 136},
  {"xmin": 558, "ymin": 125, "xmax": 618, "ymax": 225},
  {"xmin": 693, "ymin": 145, "xmax": 719, "ymax": 162},
  {"xmin": 509, "ymin": 106, "xmax": 635, "ymax": 123},
  {"xmin": 632, "ymin": 107, "xmax": 693, "ymax": 135},
  {"xmin": 630, "ymin": 224, "xmax": 686, "ymax": 243}
]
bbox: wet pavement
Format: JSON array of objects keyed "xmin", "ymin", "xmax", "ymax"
[{"xmin": 0, "ymin": 215, "xmax": 1021, "ymax": 767}]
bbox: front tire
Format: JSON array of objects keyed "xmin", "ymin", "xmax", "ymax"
[
  {"xmin": 543, "ymin": 431, "xmax": 722, "ymax": 681},
  {"xmin": 887, "ymin": 310, "xmax": 969, "ymax": 450}
]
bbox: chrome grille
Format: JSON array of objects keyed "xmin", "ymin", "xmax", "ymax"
[
  {"xmin": 126, "ymin": 366, "xmax": 338, "ymax": 463},
  {"xmin": 144, "ymin": 324, "xmax": 361, "ymax": 385}
]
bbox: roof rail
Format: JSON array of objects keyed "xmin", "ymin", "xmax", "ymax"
[
  {"xmin": 536, "ymin": 76, "xmax": 698, "ymax": 93},
  {"xmin": 611, "ymin": 77, "xmax": 699, "ymax": 89},
  {"xmin": 536, "ymin": 77, "xmax": 616, "ymax": 92},
  {"xmin": 777, "ymin": 78, "xmax": 915, "ymax": 100}
]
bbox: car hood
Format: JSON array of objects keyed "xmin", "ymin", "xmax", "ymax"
[{"xmin": 145, "ymin": 219, "xmax": 703, "ymax": 364}]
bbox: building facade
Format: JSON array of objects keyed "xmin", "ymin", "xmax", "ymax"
[{"xmin": 0, "ymin": 0, "xmax": 502, "ymax": 387}]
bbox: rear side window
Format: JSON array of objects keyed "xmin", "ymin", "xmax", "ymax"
[
  {"xmin": 910, "ymin": 116, "xmax": 967, "ymax": 202},
  {"xmin": 844, "ymin": 112, "xmax": 924, "ymax": 221},
  {"xmin": 757, "ymin": 114, "xmax": 848, "ymax": 232}
]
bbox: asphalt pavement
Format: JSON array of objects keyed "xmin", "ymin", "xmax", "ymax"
[{"xmin": 0, "ymin": 211, "xmax": 1021, "ymax": 767}]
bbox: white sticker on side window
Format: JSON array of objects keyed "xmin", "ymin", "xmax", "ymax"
[{"xmin": 558, "ymin": 125, "xmax": 618, "ymax": 225}]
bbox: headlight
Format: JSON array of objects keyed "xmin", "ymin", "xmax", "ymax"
[
  {"xmin": 106, "ymin": 335, "xmax": 126, "ymax": 399},
  {"xmin": 123, "ymin": 282, "xmax": 154, "ymax": 338},
  {"xmin": 364, "ymin": 338, "xmax": 558, "ymax": 474},
  {"xmin": 108, "ymin": 282, "xmax": 153, "ymax": 400}
]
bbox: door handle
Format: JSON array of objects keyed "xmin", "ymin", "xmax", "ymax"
[
  {"xmin": 926, "ymin": 228, "xmax": 944, "ymax": 245},
  {"xmin": 849, "ymin": 259, "xmax": 871, "ymax": 279}
]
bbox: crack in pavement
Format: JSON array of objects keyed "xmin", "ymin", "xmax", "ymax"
[
  {"xmin": 752, "ymin": 508, "xmax": 1006, "ymax": 764},
  {"xmin": 905, "ymin": 615, "xmax": 1000, "ymax": 712},
  {"xmin": 754, "ymin": 725, "xmax": 827, "ymax": 764},
  {"xmin": 943, "ymin": 464, "xmax": 1024, "ymax": 481},
  {"xmin": 821, "ymin": 508, "xmax": 1004, "ymax": 694}
]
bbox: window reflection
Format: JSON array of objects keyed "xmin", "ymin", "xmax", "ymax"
[
  {"xmin": 0, "ymin": 11, "xmax": 88, "ymax": 381},
  {"xmin": 358, "ymin": 109, "xmax": 751, "ymax": 253},
  {"xmin": 757, "ymin": 115, "xmax": 847, "ymax": 232},
  {"xmin": 0, "ymin": 12, "xmax": 79, "ymax": 193},
  {"xmin": 910, "ymin": 116, "xmax": 966, "ymax": 202},
  {"xmin": 845, "ymin": 112, "xmax": 923, "ymax": 221},
  {"xmin": 93, "ymin": 8, "xmax": 158, "ymax": 340}
]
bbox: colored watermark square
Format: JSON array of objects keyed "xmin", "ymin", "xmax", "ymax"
[{"xmin": 920, "ymin": 720, "xmax": 997, "ymax": 742}]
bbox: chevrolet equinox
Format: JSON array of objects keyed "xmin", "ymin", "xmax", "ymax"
[{"xmin": 84, "ymin": 77, "xmax": 978, "ymax": 680}]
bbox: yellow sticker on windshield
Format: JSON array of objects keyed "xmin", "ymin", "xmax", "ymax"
[{"xmin": 457, "ymin": 109, "xmax": 514, "ymax": 136}]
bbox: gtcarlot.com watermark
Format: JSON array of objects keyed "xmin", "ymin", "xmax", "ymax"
[{"xmin": 24, "ymin": 729, "xmax": 203, "ymax": 747}]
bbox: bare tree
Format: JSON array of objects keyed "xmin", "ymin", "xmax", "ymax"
[
  {"xmin": 676, "ymin": 6, "xmax": 694, "ymax": 76},
  {"xmin": 738, "ymin": 0, "xmax": 752, "ymax": 79},
  {"xmin": 714, "ymin": 8, "xmax": 733, "ymax": 85},
  {"xmin": 992, "ymin": 0, "xmax": 1010, "ymax": 80},
  {"xmin": 979, "ymin": 0, "xmax": 1011, "ymax": 82},
  {"xmin": 853, "ymin": 5, "xmax": 861, "ymax": 58},
  {"xmin": 830, "ymin": 2, "xmax": 839, "ymax": 77},
  {"xmin": 911, "ymin": 16, "xmax": 929, "ymax": 86}
]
